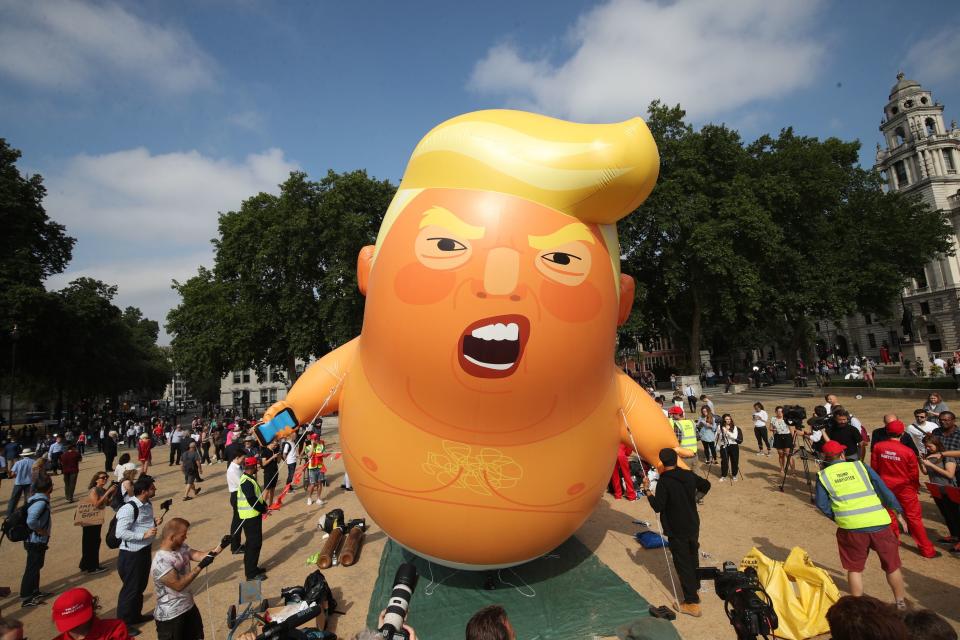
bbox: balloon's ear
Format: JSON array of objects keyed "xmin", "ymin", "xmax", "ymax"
[
  {"xmin": 357, "ymin": 245, "xmax": 375, "ymax": 296},
  {"xmin": 617, "ymin": 274, "xmax": 635, "ymax": 326}
]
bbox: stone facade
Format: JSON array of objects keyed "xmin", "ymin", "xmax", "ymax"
[{"xmin": 816, "ymin": 74, "xmax": 960, "ymax": 362}]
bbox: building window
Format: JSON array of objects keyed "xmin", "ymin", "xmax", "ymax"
[
  {"xmin": 895, "ymin": 127, "xmax": 906, "ymax": 145},
  {"xmin": 920, "ymin": 301, "xmax": 931, "ymax": 315},
  {"xmin": 894, "ymin": 160, "xmax": 908, "ymax": 185},
  {"xmin": 927, "ymin": 324, "xmax": 938, "ymax": 335},
  {"xmin": 242, "ymin": 370, "xmax": 250, "ymax": 383},
  {"xmin": 815, "ymin": 322, "xmax": 821, "ymax": 332},
  {"xmin": 269, "ymin": 388, "xmax": 277, "ymax": 403},
  {"xmin": 232, "ymin": 391, "xmax": 242, "ymax": 406},
  {"xmin": 864, "ymin": 313, "xmax": 872, "ymax": 325},
  {"xmin": 233, "ymin": 370, "xmax": 240, "ymax": 384},
  {"xmin": 925, "ymin": 118, "xmax": 937, "ymax": 136},
  {"xmin": 867, "ymin": 333, "xmax": 877, "ymax": 349},
  {"xmin": 271, "ymin": 368, "xmax": 282, "ymax": 382},
  {"xmin": 916, "ymin": 269, "xmax": 928, "ymax": 289},
  {"xmin": 930, "ymin": 338, "xmax": 943, "ymax": 353},
  {"xmin": 944, "ymin": 149, "xmax": 956, "ymax": 173},
  {"xmin": 259, "ymin": 389, "xmax": 268, "ymax": 404}
]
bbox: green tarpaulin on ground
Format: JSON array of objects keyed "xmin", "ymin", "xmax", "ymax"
[{"xmin": 366, "ymin": 537, "xmax": 682, "ymax": 640}]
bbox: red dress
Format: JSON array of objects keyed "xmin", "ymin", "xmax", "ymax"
[{"xmin": 137, "ymin": 439, "xmax": 152, "ymax": 463}]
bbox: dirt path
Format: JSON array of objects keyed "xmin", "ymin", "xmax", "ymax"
[{"xmin": 1, "ymin": 391, "xmax": 958, "ymax": 639}]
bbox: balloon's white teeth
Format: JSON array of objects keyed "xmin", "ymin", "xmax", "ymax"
[
  {"xmin": 470, "ymin": 322, "xmax": 520, "ymax": 342},
  {"xmin": 463, "ymin": 355, "xmax": 515, "ymax": 370}
]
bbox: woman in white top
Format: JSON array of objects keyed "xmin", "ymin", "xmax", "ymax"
[
  {"xmin": 752, "ymin": 402, "xmax": 771, "ymax": 456},
  {"xmin": 770, "ymin": 406, "xmax": 794, "ymax": 473},
  {"xmin": 717, "ymin": 413, "xmax": 741, "ymax": 482}
]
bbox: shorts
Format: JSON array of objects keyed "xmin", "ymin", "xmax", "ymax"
[
  {"xmin": 836, "ymin": 527, "xmax": 901, "ymax": 573},
  {"xmin": 307, "ymin": 468, "xmax": 325, "ymax": 485},
  {"xmin": 773, "ymin": 434, "xmax": 793, "ymax": 450},
  {"xmin": 183, "ymin": 471, "xmax": 198, "ymax": 485},
  {"xmin": 264, "ymin": 473, "xmax": 279, "ymax": 489},
  {"xmin": 156, "ymin": 604, "xmax": 204, "ymax": 640}
]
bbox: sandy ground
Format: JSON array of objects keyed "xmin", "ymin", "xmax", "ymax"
[{"xmin": 2, "ymin": 390, "xmax": 959, "ymax": 640}]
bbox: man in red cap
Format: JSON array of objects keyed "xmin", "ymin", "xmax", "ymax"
[
  {"xmin": 52, "ymin": 587, "xmax": 129, "ymax": 639},
  {"xmin": 816, "ymin": 439, "xmax": 909, "ymax": 608},
  {"xmin": 237, "ymin": 456, "xmax": 268, "ymax": 581},
  {"xmin": 668, "ymin": 406, "xmax": 699, "ymax": 475},
  {"xmin": 870, "ymin": 419, "xmax": 937, "ymax": 558}
]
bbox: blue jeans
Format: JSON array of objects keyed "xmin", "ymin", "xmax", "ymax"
[{"xmin": 6, "ymin": 484, "xmax": 30, "ymax": 518}]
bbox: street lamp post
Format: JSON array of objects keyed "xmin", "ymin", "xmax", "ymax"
[{"xmin": 9, "ymin": 324, "xmax": 19, "ymax": 428}]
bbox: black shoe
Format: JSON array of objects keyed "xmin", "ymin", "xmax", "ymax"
[
  {"xmin": 37, "ymin": 591, "xmax": 54, "ymax": 598},
  {"xmin": 247, "ymin": 572, "xmax": 268, "ymax": 581},
  {"xmin": 134, "ymin": 613, "xmax": 154, "ymax": 624},
  {"xmin": 21, "ymin": 595, "xmax": 44, "ymax": 608},
  {"xmin": 89, "ymin": 566, "xmax": 108, "ymax": 574},
  {"xmin": 343, "ymin": 487, "xmax": 354, "ymax": 492},
  {"xmin": 232, "ymin": 545, "xmax": 245, "ymax": 555},
  {"xmin": 256, "ymin": 566, "xmax": 267, "ymax": 573},
  {"xmin": 126, "ymin": 628, "xmax": 142, "ymax": 637}
]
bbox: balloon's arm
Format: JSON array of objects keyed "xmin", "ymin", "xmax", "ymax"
[
  {"xmin": 262, "ymin": 337, "xmax": 358, "ymax": 424},
  {"xmin": 616, "ymin": 369, "xmax": 691, "ymax": 470}
]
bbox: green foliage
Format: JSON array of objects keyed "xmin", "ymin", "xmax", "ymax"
[
  {"xmin": 620, "ymin": 106, "xmax": 954, "ymax": 373},
  {"xmin": 1, "ymin": 139, "xmax": 168, "ymax": 408},
  {"xmin": 167, "ymin": 169, "xmax": 395, "ymax": 390}
]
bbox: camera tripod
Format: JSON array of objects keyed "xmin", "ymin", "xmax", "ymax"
[{"xmin": 777, "ymin": 432, "xmax": 822, "ymax": 503}]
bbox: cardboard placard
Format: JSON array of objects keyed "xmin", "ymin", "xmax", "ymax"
[{"xmin": 74, "ymin": 502, "xmax": 105, "ymax": 527}]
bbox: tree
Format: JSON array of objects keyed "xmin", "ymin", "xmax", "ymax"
[
  {"xmin": 746, "ymin": 129, "xmax": 954, "ymax": 372},
  {"xmin": 167, "ymin": 170, "xmax": 395, "ymax": 389},
  {"xmin": 620, "ymin": 102, "xmax": 781, "ymax": 370}
]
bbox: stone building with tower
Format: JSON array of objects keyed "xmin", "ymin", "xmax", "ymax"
[{"xmin": 815, "ymin": 73, "xmax": 960, "ymax": 366}]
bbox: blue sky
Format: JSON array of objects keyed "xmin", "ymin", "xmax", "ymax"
[{"xmin": 2, "ymin": 0, "xmax": 958, "ymax": 343}]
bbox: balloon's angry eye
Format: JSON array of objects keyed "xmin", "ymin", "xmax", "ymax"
[{"xmin": 429, "ymin": 237, "xmax": 467, "ymax": 252}]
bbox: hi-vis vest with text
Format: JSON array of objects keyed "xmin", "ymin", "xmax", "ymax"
[
  {"xmin": 817, "ymin": 461, "xmax": 891, "ymax": 529},
  {"xmin": 673, "ymin": 419, "xmax": 697, "ymax": 449},
  {"xmin": 237, "ymin": 474, "xmax": 262, "ymax": 520},
  {"xmin": 306, "ymin": 443, "xmax": 326, "ymax": 470}
]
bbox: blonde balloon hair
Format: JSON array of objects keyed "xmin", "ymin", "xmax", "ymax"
[{"xmin": 373, "ymin": 110, "xmax": 660, "ymax": 284}]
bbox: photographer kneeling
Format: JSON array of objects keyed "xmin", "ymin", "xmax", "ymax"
[{"xmin": 151, "ymin": 517, "xmax": 224, "ymax": 640}]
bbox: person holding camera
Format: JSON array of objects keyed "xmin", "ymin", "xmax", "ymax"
[
  {"xmin": 752, "ymin": 403, "xmax": 771, "ymax": 456},
  {"xmin": 79, "ymin": 471, "xmax": 118, "ymax": 574},
  {"xmin": 717, "ymin": 413, "xmax": 742, "ymax": 482},
  {"xmin": 813, "ymin": 408, "xmax": 862, "ymax": 461},
  {"xmin": 770, "ymin": 406, "xmax": 794, "ymax": 474},
  {"xmin": 695, "ymin": 406, "xmax": 718, "ymax": 464},
  {"xmin": 815, "ymin": 440, "xmax": 908, "ymax": 608},
  {"xmin": 643, "ymin": 448, "xmax": 711, "ymax": 617},
  {"xmin": 116, "ymin": 475, "xmax": 160, "ymax": 633},
  {"xmin": 151, "ymin": 517, "xmax": 224, "ymax": 640},
  {"xmin": 920, "ymin": 435, "xmax": 960, "ymax": 551}
]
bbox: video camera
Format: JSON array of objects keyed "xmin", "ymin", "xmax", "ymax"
[
  {"xmin": 244, "ymin": 570, "xmax": 337, "ymax": 640},
  {"xmin": 782, "ymin": 405, "xmax": 806, "ymax": 429},
  {"xmin": 697, "ymin": 562, "xmax": 778, "ymax": 640}
]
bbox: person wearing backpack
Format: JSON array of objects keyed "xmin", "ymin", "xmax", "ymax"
[
  {"xmin": 20, "ymin": 474, "xmax": 54, "ymax": 608},
  {"xmin": 115, "ymin": 475, "xmax": 159, "ymax": 633},
  {"xmin": 6, "ymin": 448, "xmax": 36, "ymax": 518}
]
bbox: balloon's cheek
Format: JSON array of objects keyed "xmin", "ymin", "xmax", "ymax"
[
  {"xmin": 540, "ymin": 281, "xmax": 602, "ymax": 323},
  {"xmin": 393, "ymin": 262, "xmax": 457, "ymax": 306}
]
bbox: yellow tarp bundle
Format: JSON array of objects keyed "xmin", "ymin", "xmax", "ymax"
[{"xmin": 740, "ymin": 547, "xmax": 841, "ymax": 640}]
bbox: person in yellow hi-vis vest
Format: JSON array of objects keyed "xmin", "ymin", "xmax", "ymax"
[
  {"xmin": 668, "ymin": 406, "xmax": 699, "ymax": 475},
  {"xmin": 303, "ymin": 434, "xmax": 327, "ymax": 508},
  {"xmin": 237, "ymin": 456, "xmax": 268, "ymax": 581},
  {"xmin": 815, "ymin": 440, "xmax": 910, "ymax": 609}
]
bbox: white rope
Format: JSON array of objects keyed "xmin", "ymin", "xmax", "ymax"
[
  {"xmin": 423, "ymin": 560, "xmax": 458, "ymax": 596},
  {"xmin": 497, "ymin": 568, "xmax": 537, "ymax": 598},
  {"xmin": 618, "ymin": 409, "xmax": 682, "ymax": 609},
  {"xmin": 229, "ymin": 372, "xmax": 345, "ymax": 539}
]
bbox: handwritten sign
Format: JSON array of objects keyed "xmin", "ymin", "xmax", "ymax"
[{"xmin": 74, "ymin": 502, "xmax": 105, "ymax": 527}]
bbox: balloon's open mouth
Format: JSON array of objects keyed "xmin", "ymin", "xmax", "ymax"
[{"xmin": 458, "ymin": 315, "xmax": 530, "ymax": 378}]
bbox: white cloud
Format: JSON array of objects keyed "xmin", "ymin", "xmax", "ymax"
[
  {"xmin": 903, "ymin": 26, "xmax": 960, "ymax": 86},
  {"xmin": 0, "ymin": 0, "xmax": 216, "ymax": 93},
  {"xmin": 45, "ymin": 147, "xmax": 298, "ymax": 244},
  {"xmin": 227, "ymin": 110, "xmax": 266, "ymax": 132},
  {"xmin": 469, "ymin": 0, "xmax": 826, "ymax": 121}
]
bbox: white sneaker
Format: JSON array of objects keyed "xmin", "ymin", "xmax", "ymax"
[
  {"xmin": 316, "ymin": 499, "xmax": 325, "ymax": 507},
  {"xmin": 719, "ymin": 477, "xmax": 727, "ymax": 483},
  {"xmin": 756, "ymin": 451, "xmax": 764, "ymax": 456},
  {"xmin": 306, "ymin": 497, "xmax": 313, "ymax": 506},
  {"xmin": 731, "ymin": 477, "xmax": 739, "ymax": 483}
]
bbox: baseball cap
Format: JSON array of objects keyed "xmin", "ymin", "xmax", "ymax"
[
  {"xmin": 52, "ymin": 588, "xmax": 94, "ymax": 632},
  {"xmin": 886, "ymin": 419, "xmax": 905, "ymax": 435},
  {"xmin": 822, "ymin": 440, "xmax": 846, "ymax": 456},
  {"xmin": 667, "ymin": 406, "xmax": 683, "ymax": 416},
  {"xmin": 309, "ymin": 433, "xmax": 319, "ymax": 440},
  {"xmin": 244, "ymin": 456, "xmax": 259, "ymax": 467}
]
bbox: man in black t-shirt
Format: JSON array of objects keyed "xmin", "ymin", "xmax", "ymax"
[{"xmin": 814, "ymin": 409, "xmax": 862, "ymax": 460}]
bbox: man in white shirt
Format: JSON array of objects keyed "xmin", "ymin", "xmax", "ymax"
[
  {"xmin": 170, "ymin": 427, "xmax": 183, "ymax": 466},
  {"xmin": 683, "ymin": 383, "xmax": 698, "ymax": 413},
  {"xmin": 906, "ymin": 409, "xmax": 938, "ymax": 456},
  {"xmin": 226, "ymin": 451, "xmax": 245, "ymax": 554}
]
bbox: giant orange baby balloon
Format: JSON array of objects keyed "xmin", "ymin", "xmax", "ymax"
[{"xmin": 264, "ymin": 110, "xmax": 682, "ymax": 569}]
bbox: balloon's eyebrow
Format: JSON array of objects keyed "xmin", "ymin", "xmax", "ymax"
[
  {"xmin": 419, "ymin": 206, "xmax": 485, "ymax": 239},
  {"xmin": 528, "ymin": 223, "xmax": 595, "ymax": 250}
]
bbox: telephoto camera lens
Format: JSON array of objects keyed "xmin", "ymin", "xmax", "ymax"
[{"xmin": 379, "ymin": 563, "xmax": 418, "ymax": 639}]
